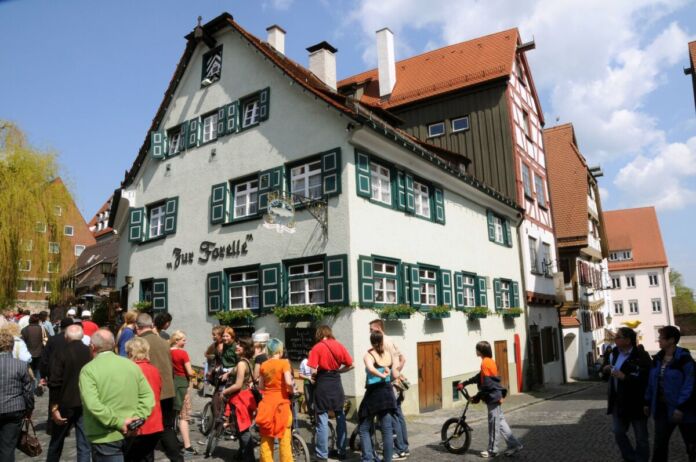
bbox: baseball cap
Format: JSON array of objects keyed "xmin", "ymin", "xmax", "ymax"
[
  {"xmin": 253, "ymin": 333, "xmax": 270, "ymax": 343},
  {"xmin": 81, "ymin": 310, "xmax": 91, "ymax": 317},
  {"xmin": 67, "ymin": 308, "xmax": 76, "ymax": 316}
]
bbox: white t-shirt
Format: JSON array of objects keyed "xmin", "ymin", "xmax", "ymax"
[{"xmin": 299, "ymin": 358, "xmax": 312, "ymax": 377}]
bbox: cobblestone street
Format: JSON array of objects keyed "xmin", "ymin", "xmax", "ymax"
[{"xmin": 18, "ymin": 381, "xmax": 692, "ymax": 461}]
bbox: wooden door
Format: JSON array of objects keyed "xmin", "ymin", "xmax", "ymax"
[
  {"xmin": 417, "ymin": 341, "xmax": 442, "ymax": 412},
  {"xmin": 494, "ymin": 340, "xmax": 510, "ymax": 391},
  {"xmin": 531, "ymin": 335, "xmax": 544, "ymax": 386}
]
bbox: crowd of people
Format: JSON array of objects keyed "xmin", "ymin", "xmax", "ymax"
[{"xmin": 1, "ymin": 305, "xmax": 694, "ymax": 462}]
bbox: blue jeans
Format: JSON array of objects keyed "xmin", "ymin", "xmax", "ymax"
[
  {"xmin": 315, "ymin": 410, "xmax": 346, "ymax": 459},
  {"xmin": 653, "ymin": 403, "xmax": 696, "ymax": 462},
  {"xmin": 611, "ymin": 408, "xmax": 649, "ymax": 462},
  {"xmin": 393, "ymin": 401, "xmax": 408, "ymax": 453},
  {"xmin": 359, "ymin": 411, "xmax": 394, "ymax": 462},
  {"xmin": 46, "ymin": 409, "xmax": 91, "ymax": 462},
  {"xmin": 91, "ymin": 440, "xmax": 125, "ymax": 462}
]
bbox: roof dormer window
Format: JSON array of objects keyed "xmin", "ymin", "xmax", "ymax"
[{"xmin": 427, "ymin": 121, "xmax": 445, "ymax": 138}]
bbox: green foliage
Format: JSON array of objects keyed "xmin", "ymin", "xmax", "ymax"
[
  {"xmin": 428, "ymin": 305, "xmax": 452, "ymax": 315},
  {"xmin": 216, "ymin": 309, "xmax": 256, "ymax": 326},
  {"xmin": 670, "ymin": 269, "xmax": 696, "ymax": 315},
  {"xmin": 132, "ymin": 300, "xmax": 153, "ymax": 312},
  {"xmin": 501, "ymin": 307, "xmax": 524, "ymax": 316},
  {"xmin": 379, "ymin": 304, "xmax": 416, "ymax": 320},
  {"xmin": 272, "ymin": 305, "xmax": 344, "ymax": 322},
  {"xmin": 92, "ymin": 299, "xmax": 110, "ymax": 326},
  {"xmin": 467, "ymin": 306, "xmax": 491, "ymax": 317},
  {"xmin": 0, "ymin": 121, "xmax": 72, "ymax": 310}
]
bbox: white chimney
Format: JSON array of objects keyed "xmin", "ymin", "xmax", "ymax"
[
  {"xmin": 266, "ymin": 24, "xmax": 286, "ymax": 55},
  {"xmin": 307, "ymin": 41, "xmax": 337, "ymax": 91},
  {"xmin": 376, "ymin": 27, "xmax": 396, "ymax": 97}
]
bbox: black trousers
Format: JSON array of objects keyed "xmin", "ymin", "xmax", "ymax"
[
  {"xmin": 0, "ymin": 411, "xmax": 24, "ymax": 462},
  {"xmin": 160, "ymin": 398, "xmax": 184, "ymax": 462},
  {"xmin": 125, "ymin": 432, "xmax": 162, "ymax": 462}
]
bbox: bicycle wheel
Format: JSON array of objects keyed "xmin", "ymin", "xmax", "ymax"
[
  {"xmin": 441, "ymin": 417, "xmax": 471, "ymax": 454},
  {"xmin": 174, "ymin": 414, "xmax": 183, "ymax": 444},
  {"xmin": 200, "ymin": 402, "xmax": 213, "ymax": 436},
  {"xmin": 205, "ymin": 420, "xmax": 225, "ymax": 458},
  {"xmin": 328, "ymin": 420, "xmax": 336, "ymax": 451},
  {"xmin": 291, "ymin": 430, "xmax": 311, "ymax": 462},
  {"xmin": 349, "ymin": 426, "xmax": 361, "ymax": 452}
]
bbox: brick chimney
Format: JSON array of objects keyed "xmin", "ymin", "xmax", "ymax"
[
  {"xmin": 266, "ymin": 24, "xmax": 286, "ymax": 55},
  {"xmin": 376, "ymin": 28, "xmax": 396, "ymax": 97},
  {"xmin": 307, "ymin": 41, "xmax": 338, "ymax": 91}
]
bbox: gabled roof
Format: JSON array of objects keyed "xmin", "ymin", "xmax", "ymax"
[
  {"xmin": 72, "ymin": 235, "xmax": 119, "ymax": 290},
  {"xmin": 337, "ymin": 28, "xmax": 543, "ymax": 118},
  {"xmin": 543, "ymin": 124, "xmax": 590, "ymax": 246},
  {"xmin": 603, "ymin": 207, "xmax": 668, "ymax": 270},
  {"xmin": 87, "ymin": 196, "xmax": 113, "ymax": 239}
]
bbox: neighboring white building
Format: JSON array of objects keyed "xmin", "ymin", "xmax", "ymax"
[
  {"xmin": 110, "ymin": 14, "xmax": 529, "ymax": 414},
  {"xmin": 604, "ymin": 207, "xmax": 675, "ymax": 352}
]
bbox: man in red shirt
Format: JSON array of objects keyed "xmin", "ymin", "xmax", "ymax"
[
  {"xmin": 307, "ymin": 325, "xmax": 353, "ymax": 461},
  {"xmin": 80, "ymin": 311, "xmax": 99, "ymax": 337}
]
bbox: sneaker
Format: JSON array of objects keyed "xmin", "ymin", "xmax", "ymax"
[
  {"xmin": 183, "ymin": 446, "xmax": 199, "ymax": 456},
  {"xmin": 504, "ymin": 445, "xmax": 523, "ymax": 456},
  {"xmin": 480, "ymin": 450, "xmax": 498, "ymax": 458},
  {"xmin": 399, "ymin": 450, "xmax": 411, "ymax": 457},
  {"xmin": 393, "ymin": 453, "xmax": 408, "ymax": 460}
]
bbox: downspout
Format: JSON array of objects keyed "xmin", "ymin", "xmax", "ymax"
[
  {"xmin": 514, "ymin": 212, "xmax": 532, "ymax": 391},
  {"xmin": 662, "ymin": 267, "xmax": 674, "ymax": 326},
  {"xmin": 556, "ymin": 301, "xmax": 568, "ymax": 384}
]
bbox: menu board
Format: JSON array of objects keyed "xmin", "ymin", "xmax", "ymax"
[{"xmin": 284, "ymin": 327, "xmax": 315, "ymax": 362}]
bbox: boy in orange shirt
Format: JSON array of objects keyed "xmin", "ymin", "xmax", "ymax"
[{"xmin": 458, "ymin": 341, "xmax": 523, "ymax": 458}]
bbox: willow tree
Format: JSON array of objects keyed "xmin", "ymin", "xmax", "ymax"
[{"xmin": 0, "ymin": 121, "xmax": 71, "ymax": 309}]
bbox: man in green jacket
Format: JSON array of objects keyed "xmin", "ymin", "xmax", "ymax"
[{"xmin": 79, "ymin": 329, "xmax": 154, "ymax": 461}]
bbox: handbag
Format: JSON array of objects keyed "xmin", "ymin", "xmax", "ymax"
[{"xmin": 16, "ymin": 418, "xmax": 42, "ymax": 457}]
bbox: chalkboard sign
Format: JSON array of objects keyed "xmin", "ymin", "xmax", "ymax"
[{"xmin": 285, "ymin": 327, "xmax": 315, "ymax": 362}]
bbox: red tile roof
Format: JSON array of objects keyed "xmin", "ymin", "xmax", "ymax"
[
  {"xmin": 87, "ymin": 196, "xmax": 113, "ymax": 238},
  {"xmin": 338, "ymin": 28, "xmax": 542, "ymax": 114},
  {"xmin": 560, "ymin": 316, "xmax": 580, "ymax": 328},
  {"xmin": 603, "ymin": 207, "xmax": 668, "ymax": 270},
  {"xmin": 543, "ymin": 124, "xmax": 590, "ymax": 246},
  {"xmin": 690, "ymin": 41, "xmax": 696, "ymax": 68}
]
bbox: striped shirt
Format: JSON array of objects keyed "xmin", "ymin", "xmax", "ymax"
[{"xmin": 0, "ymin": 352, "xmax": 34, "ymax": 414}]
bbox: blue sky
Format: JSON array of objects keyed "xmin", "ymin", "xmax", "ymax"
[{"xmin": 1, "ymin": 0, "xmax": 695, "ymax": 287}]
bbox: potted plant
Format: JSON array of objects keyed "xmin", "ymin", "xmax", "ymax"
[
  {"xmin": 272, "ymin": 305, "xmax": 344, "ymax": 323},
  {"xmin": 132, "ymin": 300, "xmax": 152, "ymax": 313},
  {"xmin": 216, "ymin": 309, "xmax": 256, "ymax": 326},
  {"xmin": 502, "ymin": 307, "xmax": 524, "ymax": 318},
  {"xmin": 467, "ymin": 306, "xmax": 490, "ymax": 319},
  {"xmin": 425, "ymin": 305, "xmax": 452, "ymax": 320},
  {"xmin": 379, "ymin": 304, "xmax": 416, "ymax": 321}
]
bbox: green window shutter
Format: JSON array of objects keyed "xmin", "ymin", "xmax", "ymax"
[
  {"xmin": 206, "ymin": 272, "xmax": 223, "ymax": 314},
  {"xmin": 440, "ymin": 269, "xmax": 453, "ymax": 307},
  {"xmin": 396, "ymin": 171, "xmax": 406, "ymax": 211},
  {"xmin": 260, "ymin": 264, "xmax": 282, "ymax": 310},
  {"xmin": 186, "ymin": 117, "xmax": 200, "ymax": 149},
  {"xmin": 325, "ymin": 255, "xmax": 348, "ymax": 305},
  {"xmin": 434, "ymin": 187, "xmax": 445, "ymax": 224},
  {"xmin": 355, "ymin": 151, "xmax": 371, "ymax": 198},
  {"xmin": 405, "ymin": 173, "xmax": 415, "ymax": 214},
  {"xmin": 454, "ymin": 272, "xmax": 464, "ymax": 308},
  {"xmin": 225, "ymin": 101, "xmax": 239, "ymax": 134},
  {"xmin": 487, "ymin": 210, "xmax": 495, "ymax": 242},
  {"xmin": 257, "ymin": 166, "xmax": 285, "ymax": 212},
  {"xmin": 504, "ymin": 219, "xmax": 513, "ymax": 247},
  {"xmin": 358, "ymin": 255, "xmax": 374, "ymax": 306},
  {"xmin": 163, "ymin": 197, "xmax": 178, "ymax": 235},
  {"xmin": 216, "ymin": 106, "xmax": 226, "ymax": 137},
  {"xmin": 210, "ymin": 183, "xmax": 229, "ymax": 224},
  {"xmin": 128, "ymin": 208, "xmax": 145, "ymax": 243},
  {"xmin": 400, "ymin": 263, "xmax": 410, "ymax": 304},
  {"xmin": 151, "ymin": 130, "xmax": 166, "ymax": 159},
  {"xmin": 493, "ymin": 278, "xmax": 502, "ymax": 310},
  {"xmin": 179, "ymin": 123, "xmax": 189, "ymax": 154},
  {"xmin": 321, "ymin": 148, "xmax": 341, "ymax": 197},
  {"xmin": 512, "ymin": 281, "xmax": 520, "ymax": 307},
  {"xmin": 152, "ymin": 279, "xmax": 168, "ymax": 312},
  {"xmin": 410, "ymin": 264, "xmax": 420, "ymax": 308},
  {"xmin": 258, "ymin": 87, "xmax": 271, "ymax": 122},
  {"xmin": 476, "ymin": 276, "xmax": 488, "ymax": 307}
]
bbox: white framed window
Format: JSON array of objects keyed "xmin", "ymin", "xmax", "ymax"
[
  {"xmin": 43, "ymin": 281, "xmax": 52, "ymax": 293},
  {"xmin": 30, "ymin": 281, "xmax": 41, "ymax": 293},
  {"xmin": 626, "ymin": 275, "xmax": 636, "ymax": 289},
  {"xmin": 18, "ymin": 280, "xmax": 29, "ymax": 292},
  {"xmin": 19, "ymin": 260, "xmax": 31, "ymax": 272},
  {"xmin": 651, "ymin": 299, "xmax": 662, "ymax": 313},
  {"xmin": 611, "ymin": 276, "xmax": 621, "ymax": 289},
  {"xmin": 47, "ymin": 262, "xmax": 59, "ymax": 273},
  {"xmin": 542, "ymin": 243, "xmax": 552, "ymax": 276},
  {"xmin": 528, "ymin": 237, "xmax": 539, "ymax": 273},
  {"xmin": 288, "ymin": 262, "xmax": 324, "ymax": 305},
  {"xmin": 374, "ymin": 261, "xmax": 398, "ymax": 304},
  {"xmin": 233, "ymin": 179, "xmax": 259, "ymax": 219},
  {"xmin": 629, "ymin": 300, "xmax": 639, "ymax": 314},
  {"xmin": 413, "ymin": 181, "xmax": 430, "ymax": 218},
  {"xmin": 501, "ymin": 280, "xmax": 511, "ymax": 308},
  {"xmin": 64, "ymin": 225, "xmax": 74, "ymax": 236},
  {"xmin": 48, "ymin": 242, "xmax": 59, "ymax": 254},
  {"xmin": 623, "ymin": 250, "xmax": 632, "ymax": 260},
  {"xmin": 168, "ymin": 127, "xmax": 185, "ymax": 155},
  {"xmin": 229, "ymin": 270, "xmax": 259, "ymax": 309},
  {"xmin": 522, "ymin": 110, "xmax": 531, "ymax": 138},
  {"xmin": 53, "ymin": 206, "xmax": 62, "ymax": 216},
  {"xmin": 649, "ymin": 273, "xmax": 659, "ymax": 287},
  {"xmin": 463, "ymin": 275, "xmax": 476, "ymax": 307},
  {"xmin": 614, "ymin": 301, "xmax": 624, "ymax": 315},
  {"xmin": 493, "ymin": 216, "xmax": 505, "ymax": 244},
  {"xmin": 534, "ymin": 174, "xmax": 547, "ymax": 208},
  {"xmin": 427, "ymin": 121, "xmax": 445, "ymax": 138},
  {"xmin": 22, "ymin": 240, "xmax": 33, "ymax": 251},
  {"xmin": 370, "ymin": 163, "xmax": 392, "ymax": 205},
  {"xmin": 36, "ymin": 222, "xmax": 46, "ymax": 233},
  {"xmin": 522, "ymin": 163, "xmax": 532, "ymax": 198},
  {"xmin": 74, "ymin": 245, "xmax": 86, "ymax": 256},
  {"xmin": 202, "ymin": 112, "xmax": 219, "ymax": 143},
  {"xmin": 148, "ymin": 204, "xmax": 166, "ymax": 238},
  {"xmin": 451, "ymin": 116, "xmax": 469, "ymax": 133},
  {"xmin": 290, "ymin": 160, "xmax": 322, "ymax": 200},
  {"xmin": 419, "ymin": 269, "xmax": 438, "ymax": 306},
  {"xmin": 242, "ymin": 99, "xmax": 260, "ymax": 128}
]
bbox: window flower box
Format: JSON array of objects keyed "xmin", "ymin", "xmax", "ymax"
[
  {"xmin": 379, "ymin": 304, "xmax": 416, "ymax": 321},
  {"xmin": 502, "ymin": 307, "xmax": 523, "ymax": 318},
  {"xmin": 272, "ymin": 305, "xmax": 343, "ymax": 323},
  {"xmin": 216, "ymin": 309, "xmax": 256, "ymax": 326},
  {"xmin": 425, "ymin": 305, "xmax": 452, "ymax": 320},
  {"xmin": 467, "ymin": 306, "xmax": 490, "ymax": 319}
]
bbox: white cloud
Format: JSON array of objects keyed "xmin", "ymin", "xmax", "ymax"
[
  {"xmin": 614, "ymin": 136, "xmax": 696, "ymax": 210},
  {"xmin": 263, "ymin": 0, "xmax": 293, "ymax": 11}
]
